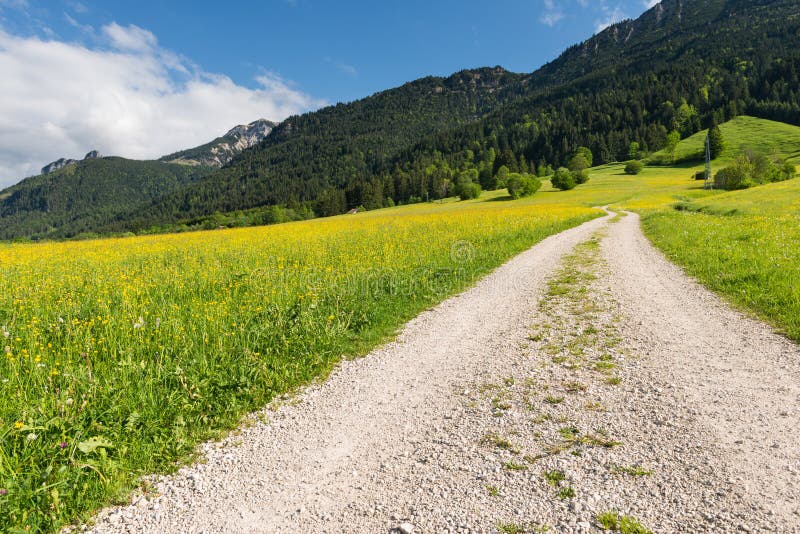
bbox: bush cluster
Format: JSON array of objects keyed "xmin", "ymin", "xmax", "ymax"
[
  {"xmin": 454, "ymin": 169, "xmax": 482, "ymax": 200},
  {"xmin": 624, "ymin": 160, "xmax": 644, "ymax": 175},
  {"xmin": 506, "ymin": 173, "xmax": 542, "ymax": 199},
  {"xmin": 715, "ymin": 151, "xmax": 796, "ymax": 190},
  {"xmin": 551, "ymin": 167, "xmax": 577, "ymax": 190}
]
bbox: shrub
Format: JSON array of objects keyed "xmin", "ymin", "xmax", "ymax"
[
  {"xmin": 574, "ymin": 146, "xmax": 593, "ymax": 167},
  {"xmin": 751, "ymin": 152, "xmax": 780, "ymax": 183},
  {"xmin": 715, "ymin": 152, "xmax": 795, "ymax": 190},
  {"xmin": 522, "ymin": 175, "xmax": 542, "ymax": 196},
  {"xmin": 454, "ymin": 171, "xmax": 482, "ymax": 200},
  {"xmin": 506, "ymin": 174, "xmax": 523, "ymax": 198},
  {"xmin": 624, "ymin": 160, "xmax": 644, "ymax": 175},
  {"xmin": 781, "ymin": 161, "xmax": 797, "ymax": 181},
  {"xmin": 714, "ymin": 156, "xmax": 755, "ymax": 190},
  {"xmin": 551, "ymin": 167, "xmax": 577, "ymax": 190},
  {"xmin": 573, "ymin": 169, "xmax": 590, "ymax": 185},
  {"xmin": 568, "ymin": 154, "xmax": 590, "ymax": 173},
  {"xmin": 458, "ymin": 181, "xmax": 482, "ymax": 200},
  {"xmin": 507, "ymin": 174, "xmax": 543, "ymax": 199},
  {"xmin": 567, "ymin": 151, "xmax": 591, "ymax": 185}
]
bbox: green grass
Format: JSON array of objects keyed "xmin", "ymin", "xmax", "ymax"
[
  {"xmin": 651, "ymin": 115, "xmax": 800, "ymax": 164},
  {"xmin": 567, "ymin": 115, "xmax": 800, "ymax": 345},
  {"xmin": 503, "ymin": 460, "xmax": 528, "ymax": 471},
  {"xmin": 482, "ymin": 432, "xmax": 519, "ymax": 453},
  {"xmin": 556, "ymin": 485, "xmax": 576, "ymax": 500},
  {"xmin": 596, "ymin": 511, "xmax": 652, "ymax": 534},
  {"xmin": 543, "ymin": 469, "xmax": 566, "ymax": 486},
  {"xmin": 497, "ymin": 522, "xmax": 526, "ymax": 534},
  {"xmin": 611, "ymin": 464, "xmax": 654, "ymax": 477},
  {"xmin": 0, "ymin": 203, "xmax": 599, "ymax": 532}
]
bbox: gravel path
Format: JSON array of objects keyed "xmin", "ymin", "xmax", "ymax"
[
  {"xmin": 82, "ymin": 211, "xmax": 800, "ymax": 534},
  {"xmin": 601, "ymin": 212, "xmax": 800, "ymax": 530}
]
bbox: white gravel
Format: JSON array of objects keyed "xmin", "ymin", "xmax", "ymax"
[
  {"xmin": 80, "ymin": 210, "xmax": 800, "ymax": 534},
  {"xmin": 601, "ymin": 212, "xmax": 800, "ymax": 530}
]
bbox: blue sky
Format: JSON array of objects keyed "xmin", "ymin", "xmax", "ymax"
[{"xmin": 0, "ymin": 0, "xmax": 659, "ymax": 186}]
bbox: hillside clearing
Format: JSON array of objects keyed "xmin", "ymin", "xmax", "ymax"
[{"xmin": 650, "ymin": 115, "xmax": 800, "ymax": 164}]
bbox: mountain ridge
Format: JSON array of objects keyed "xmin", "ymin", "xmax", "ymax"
[{"xmin": 133, "ymin": 0, "xmax": 799, "ymax": 227}]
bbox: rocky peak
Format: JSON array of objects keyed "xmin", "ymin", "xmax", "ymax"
[
  {"xmin": 224, "ymin": 119, "xmax": 275, "ymax": 147},
  {"xmin": 41, "ymin": 158, "xmax": 77, "ymax": 175},
  {"xmin": 161, "ymin": 119, "xmax": 277, "ymax": 168},
  {"xmin": 41, "ymin": 150, "xmax": 102, "ymax": 175}
]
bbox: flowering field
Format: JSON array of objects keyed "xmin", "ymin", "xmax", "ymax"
[{"xmin": 0, "ymin": 200, "xmax": 598, "ymax": 531}]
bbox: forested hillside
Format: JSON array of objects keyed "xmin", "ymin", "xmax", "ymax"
[
  {"xmin": 130, "ymin": 0, "xmax": 800, "ymax": 227},
  {"xmin": 0, "ymin": 158, "xmax": 213, "ymax": 240},
  {"xmin": 2, "ymin": 0, "xmax": 799, "ymax": 239}
]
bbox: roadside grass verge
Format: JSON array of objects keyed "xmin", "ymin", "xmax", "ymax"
[{"xmin": 642, "ymin": 177, "xmax": 800, "ymax": 342}]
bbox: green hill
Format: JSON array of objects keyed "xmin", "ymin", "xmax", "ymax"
[
  {"xmin": 0, "ymin": 158, "xmax": 213, "ymax": 240},
  {"xmin": 654, "ymin": 116, "xmax": 800, "ymax": 163},
  {"xmin": 121, "ymin": 0, "xmax": 800, "ymax": 230}
]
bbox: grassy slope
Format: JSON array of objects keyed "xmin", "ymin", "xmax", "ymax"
[
  {"xmin": 641, "ymin": 179, "xmax": 800, "ymax": 341},
  {"xmin": 470, "ymin": 115, "xmax": 800, "ymax": 341},
  {"xmin": 653, "ymin": 115, "xmax": 800, "ymax": 164},
  {"xmin": 632, "ymin": 117, "xmax": 800, "ymax": 341}
]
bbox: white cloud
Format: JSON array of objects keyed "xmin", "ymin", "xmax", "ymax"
[
  {"xmin": 0, "ymin": 25, "xmax": 325, "ymax": 188},
  {"xmin": 540, "ymin": 0, "xmax": 564, "ymax": 26},
  {"xmin": 102, "ymin": 22, "xmax": 156, "ymax": 52},
  {"xmin": 643, "ymin": 0, "xmax": 660, "ymax": 7}
]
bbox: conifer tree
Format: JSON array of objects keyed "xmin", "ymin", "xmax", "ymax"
[{"xmin": 708, "ymin": 124, "xmax": 725, "ymax": 159}]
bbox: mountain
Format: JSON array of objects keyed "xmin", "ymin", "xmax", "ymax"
[
  {"xmin": 0, "ymin": 120, "xmax": 277, "ymax": 240},
  {"xmin": 3, "ymin": 0, "xmax": 800, "ymax": 240},
  {"xmin": 0, "ymin": 158, "xmax": 214, "ymax": 240},
  {"xmin": 41, "ymin": 150, "xmax": 101, "ymax": 175},
  {"xmin": 125, "ymin": 0, "xmax": 800, "ymax": 228},
  {"xmin": 159, "ymin": 119, "xmax": 276, "ymax": 167},
  {"xmin": 121, "ymin": 67, "xmax": 528, "ymax": 224}
]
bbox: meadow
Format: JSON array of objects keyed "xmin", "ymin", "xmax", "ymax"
[
  {"xmin": 2, "ymin": 116, "xmax": 799, "ymax": 532},
  {"xmin": 637, "ymin": 116, "xmax": 800, "ymax": 341},
  {"xmin": 0, "ymin": 201, "xmax": 598, "ymax": 531},
  {"xmin": 650, "ymin": 115, "xmax": 800, "ymax": 164}
]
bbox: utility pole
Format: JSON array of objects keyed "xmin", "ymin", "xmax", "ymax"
[{"xmin": 704, "ymin": 134, "xmax": 713, "ymax": 190}]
